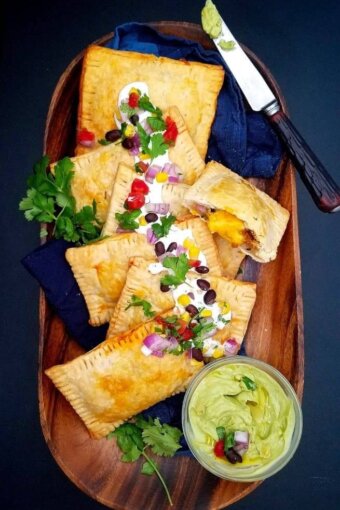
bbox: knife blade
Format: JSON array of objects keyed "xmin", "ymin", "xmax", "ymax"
[{"xmin": 209, "ymin": 9, "xmax": 340, "ymax": 213}]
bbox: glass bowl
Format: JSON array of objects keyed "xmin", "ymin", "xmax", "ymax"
[{"xmin": 182, "ymin": 356, "xmax": 303, "ymax": 482}]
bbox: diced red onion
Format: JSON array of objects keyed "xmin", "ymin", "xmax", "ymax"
[
  {"xmin": 163, "ymin": 162, "xmax": 180, "ymax": 177},
  {"xmin": 176, "ymin": 245, "xmax": 186, "ymax": 256},
  {"xmin": 142, "ymin": 333, "xmax": 175, "ymax": 357},
  {"xmin": 234, "ymin": 431, "xmax": 249, "ymax": 445},
  {"xmin": 116, "ymin": 227, "xmax": 135, "ymax": 233},
  {"xmin": 145, "ymin": 165, "xmax": 162, "ymax": 183},
  {"xmin": 223, "ymin": 338, "xmax": 239, "ymax": 356},
  {"xmin": 129, "ymin": 146, "xmax": 140, "ymax": 156},
  {"xmin": 168, "ymin": 336, "xmax": 179, "ymax": 349},
  {"xmin": 79, "ymin": 140, "xmax": 95, "ymax": 148},
  {"xmin": 233, "ymin": 444, "xmax": 248, "ymax": 456},
  {"xmin": 168, "ymin": 175, "xmax": 179, "ymax": 183},
  {"xmin": 145, "ymin": 203, "xmax": 170, "ymax": 215},
  {"xmin": 188, "ymin": 292, "xmax": 195, "ymax": 299},
  {"xmin": 146, "ymin": 228, "xmax": 157, "ymax": 244}
]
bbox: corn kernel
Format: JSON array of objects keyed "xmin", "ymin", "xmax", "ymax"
[
  {"xmin": 191, "ymin": 359, "xmax": 203, "ymax": 367},
  {"xmin": 183, "ymin": 238, "xmax": 194, "ymax": 249},
  {"xmin": 130, "ymin": 87, "xmax": 140, "ymax": 95},
  {"xmin": 124, "ymin": 125, "xmax": 135, "ymax": 138},
  {"xmin": 212, "ymin": 347, "xmax": 224, "ymax": 359},
  {"xmin": 178, "ymin": 294, "xmax": 191, "ymax": 307},
  {"xmin": 155, "ymin": 172, "xmax": 168, "ymax": 183},
  {"xmin": 189, "ymin": 246, "xmax": 200, "ymax": 259},
  {"xmin": 139, "ymin": 216, "xmax": 147, "ymax": 226},
  {"xmin": 219, "ymin": 301, "xmax": 231, "ymax": 314},
  {"xmin": 200, "ymin": 309, "xmax": 212, "ymax": 318},
  {"xmin": 139, "ymin": 153, "xmax": 150, "ymax": 161},
  {"xmin": 181, "ymin": 312, "xmax": 191, "ymax": 323}
]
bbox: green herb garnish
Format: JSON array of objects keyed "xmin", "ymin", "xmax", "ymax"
[
  {"xmin": 160, "ymin": 253, "xmax": 190, "ymax": 288},
  {"xmin": 225, "ymin": 431, "xmax": 235, "ymax": 450},
  {"xmin": 19, "ymin": 156, "xmax": 102, "ymax": 244},
  {"xmin": 138, "ymin": 94, "xmax": 162, "ymax": 117},
  {"xmin": 242, "ymin": 375, "xmax": 257, "ymax": 391},
  {"xmin": 147, "ymin": 116, "xmax": 166, "ymax": 132},
  {"xmin": 151, "ymin": 214, "xmax": 176, "ymax": 239},
  {"xmin": 98, "ymin": 138, "xmax": 112, "ymax": 146},
  {"xmin": 120, "ymin": 102, "xmax": 137, "ymax": 117},
  {"xmin": 216, "ymin": 426, "xmax": 225, "ymax": 440},
  {"xmin": 149, "ymin": 133, "xmax": 169, "ymax": 159},
  {"xmin": 125, "ymin": 295, "xmax": 155, "ymax": 318},
  {"xmin": 115, "ymin": 209, "xmax": 142, "ymax": 231},
  {"xmin": 108, "ymin": 416, "xmax": 182, "ymax": 506}
]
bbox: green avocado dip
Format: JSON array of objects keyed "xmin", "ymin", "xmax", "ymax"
[
  {"xmin": 201, "ymin": 0, "xmax": 222, "ymax": 39},
  {"xmin": 188, "ymin": 363, "xmax": 295, "ymax": 477}
]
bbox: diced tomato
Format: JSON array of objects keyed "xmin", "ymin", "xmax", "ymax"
[
  {"xmin": 128, "ymin": 92, "xmax": 139, "ymax": 108},
  {"xmin": 77, "ymin": 128, "xmax": 95, "ymax": 145},
  {"xmin": 131, "ymin": 178, "xmax": 149, "ymax": 195},
  {"xmin": 125, "ymin": 192, "xmax": 145, "ymax": 210},
  {"xmin": 214, "ymin": 439, "xmax": 225, "ymax": 458},
  {"xmin": 181, "ymin": 328, "xmax": 193, "ymax": 341},
  {"xmin": 163, "ymin": 116, "xmax": 178, "ymax": 144},
  {"xmin": 189, "ymin": 260, "xmax": 201, "ymax": 268}
]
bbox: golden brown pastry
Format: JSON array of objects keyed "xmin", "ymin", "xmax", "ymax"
[
  {"xmin": 50, "ymin": 143, "xmax": 133, "ymax": 223},
  {"xmin": 184, "ymin": 161, "xmax": 290, "ymax": 263},
  {"xmin": 78, "ymin": 45, "xmax": 224, "ymax": 158},
  {"xmin": 108, "ymin": 258, "xmax": 256, "ymax": 344},
  {"xmin": 65, "ymin": 233, "xmax": 155, "ymax": 326},
  {"xmin": 45, "ymin": 315, "xmax": 203, "ymax": 439},
  {"xmin": 213, "ymin": 234, "xmax": 246, "ymax": 279}
]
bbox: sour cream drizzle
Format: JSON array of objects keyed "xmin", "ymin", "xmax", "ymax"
[{"xmin": 118, "ymin": 83, "xmax": 232, "ymax": 357}]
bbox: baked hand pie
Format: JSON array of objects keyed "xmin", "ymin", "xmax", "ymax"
[
  {"xmin": 50, "ymin": 143, "xmax": 133, "ymax": 223},
  {"xmin": 45, "ymin": 315, "xmax": 203, "ymax": 439},
  {"xmin": 184, "ymin": 161, "xmax": 290, "ymax": 263},
  {"xmin": 65, "ymin": 233, "xmax": 155, "ymax": 326},
  {"xmin": 108, "ymin": 257, "xmax": 256, "ymax": 345},
  {"xmin": 213, "ymin": 234, "xmax": 246, "ymax": 279},
  {"xmin": 77, "ymin": 45, "xmax": 224, "ymax": 158}
]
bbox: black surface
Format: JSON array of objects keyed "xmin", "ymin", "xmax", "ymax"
[{"xmin": 1, "ymin": 0, "xmax": 339, "ymax": 509}]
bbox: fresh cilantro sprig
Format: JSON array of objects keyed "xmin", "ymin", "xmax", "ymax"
[
  {"xmin": 19, "ymin": 156, "xmax": 102, "ymax": 244},
  {"xmin": 115, "ymin": 209, "xmax": 142, "ymax": 231},
  {"xmin": 147, "ymin": 116, "xmax": 166, "ymax": 132},
  {"xmin": 152, "ymin": 214, "xmax": 176, "ymax": 239},
  {"xmin": 125, "ymin": 295, "xmax": 155, "ymax": 318},
  {"xmin": 108, "ymin": 415, "xmax": 182, "ymax": 506},
  {"xmin": 120, "ymin": 101, "xmax": 137, "ymax": 117},
  {"xmin": 149, "ymin": 133, "xmax": 169, "ymax": 159},
  {"xmin": 138, "ymin": 94, "xmax": 162, "ymax": 117},
  {"xmin": 160, "ymin": 253, "xmax": 190, "ymax": 288}
]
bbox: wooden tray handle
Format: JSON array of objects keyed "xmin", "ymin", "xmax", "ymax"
[{"xmin": 267, "ymin": 110, "xmax": 340, "ymax": 213}]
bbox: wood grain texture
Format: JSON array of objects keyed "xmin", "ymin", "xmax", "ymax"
[{"xmin": 39, "ymin": 22, "xmax": 304, "ymax": 510}]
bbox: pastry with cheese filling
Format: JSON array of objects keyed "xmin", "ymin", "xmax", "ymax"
[{"xmin": 184, "ymin": 161, "xmax": 290, "ymax": 263}]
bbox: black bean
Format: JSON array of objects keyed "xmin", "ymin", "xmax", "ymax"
[
  {"xmin": 204, "ymin": 289, "xmax": 216, "ymax": 305},
  {"xmin": 195, "ymin": 265, "xmax": 209, "ymax": 274},
  {"xmin": 122, "ymin": 137, "xmax": 134, "ymax": 149},
  {"xmin": 225, "ymin": 448, "xmax": 242, "ymax": 464},
  {"xmin": 129, "ymin": 114, "xmax": 139, "ymax": 125},
  {"xmin": 197, "ymin": 279, "xmax": 210, "ymax": 291},
  {"xmin": 167, "ymin": 242, "xmax": 177, "ymax": 252},
  {"xmin": 155, "ymin": 241, "xmax": 165, "ymax": 257},
  {"xmin": 145, "ymin": 212, "xmax": 158, "ymax": 223},
  {"xmin": 160, "ymin": 283, "xmax": 170, "ymax": 292},
  {"xmin": 185, "ymin": 304, "xmax": 199, "ymax": 317},
  {"xmin": 105, "ymin": 129, "xmax": 121, "ymax": 142},
  {"xmin": 191, "ymin": 348, "xmax": 204, "ymax": 362}
]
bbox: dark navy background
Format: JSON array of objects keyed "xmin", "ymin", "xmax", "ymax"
[{"xmin": 1, "ymin": 0, "xmax": 339, "ymax": 508}]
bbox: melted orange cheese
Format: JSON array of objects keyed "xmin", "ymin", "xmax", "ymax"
[{"xmin": 207, "ymin": 210, "xmax": 247, "ymax": 247}]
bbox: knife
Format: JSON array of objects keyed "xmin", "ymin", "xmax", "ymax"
[{"xmin": 211, "ymin": 16, "xmax": 340, "ymax": 213}]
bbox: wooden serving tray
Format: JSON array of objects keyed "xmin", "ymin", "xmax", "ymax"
[{"xmin": 39, "ymin": 22, "xmax": 304, "ymax": 510}]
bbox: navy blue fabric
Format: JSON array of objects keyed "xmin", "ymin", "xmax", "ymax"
[
  {"xmin": 107, "ymin": 22, "xmax": 282, "ymax": 177},
  {"xmin": 21, "ymin": 240, "xmax": 108, "ymax": 351}
]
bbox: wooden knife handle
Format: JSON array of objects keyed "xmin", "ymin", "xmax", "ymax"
[{"xmin": 268, "ymin": 110, "xmax": 340, "ymax": 213}]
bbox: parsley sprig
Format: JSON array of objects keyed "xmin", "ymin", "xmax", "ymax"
[
  {"xmin": 152, "ymin": 214, "xmax": 176, "ymax": 239},
  {"xmin": 19, "ymin": 156, "xmax": 102, "ymax": 244},
  {"xmin": 115, "ymin": 209, "xmax": 142, "ymax": 230},
  {"xmin": 108, "ymin": 415, "xmax": 182, "ymax": 506},
  {"xmin": 125, "ymin": 295, "xmax": 155, "ymax": 318},
  {"xmin": 161, "ymin": 254, "xmax": 190, "ymax": 288}
]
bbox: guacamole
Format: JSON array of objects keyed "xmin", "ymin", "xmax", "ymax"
[
  {"xmin": 188, "ymin": 363, "xmax": 295, "ymax": 477},
  {"xmin": 201, "ymin": 0, "xmax": 222, "ymax": 39}
]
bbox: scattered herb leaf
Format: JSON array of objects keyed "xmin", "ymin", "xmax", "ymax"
[
  {"xmin": 161, "ymin": 253, "xmax": 190, "ymax": 288},
  {"xmin": 225, "ymin": 431, "xmax": 235, "ymax": 450},
  {"xmin": 125, "ymin": 295, "xmax": 156, "ymax": 318},
  {"xmin": 147, "ymin": 116, "xmax": 166, "ymax": 132},
  {"xmin": 151, "ymin": 214, "xmax": 176, "ymax": 239},
  {"xmin": 242, "ymin": 375, "xmax": 257, "ymax": 391},
  {"xmin": 115, "ymin": 209, "xmax": 142, "ymax": 230},
  {"xmin": 216, "ymin": 426, "xmax": 225, "ymax": 440}
]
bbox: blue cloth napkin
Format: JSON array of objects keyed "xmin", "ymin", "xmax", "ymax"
[{"xmin": 107, "ymin": 22, "xmax": 282, "ymax": 177}]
